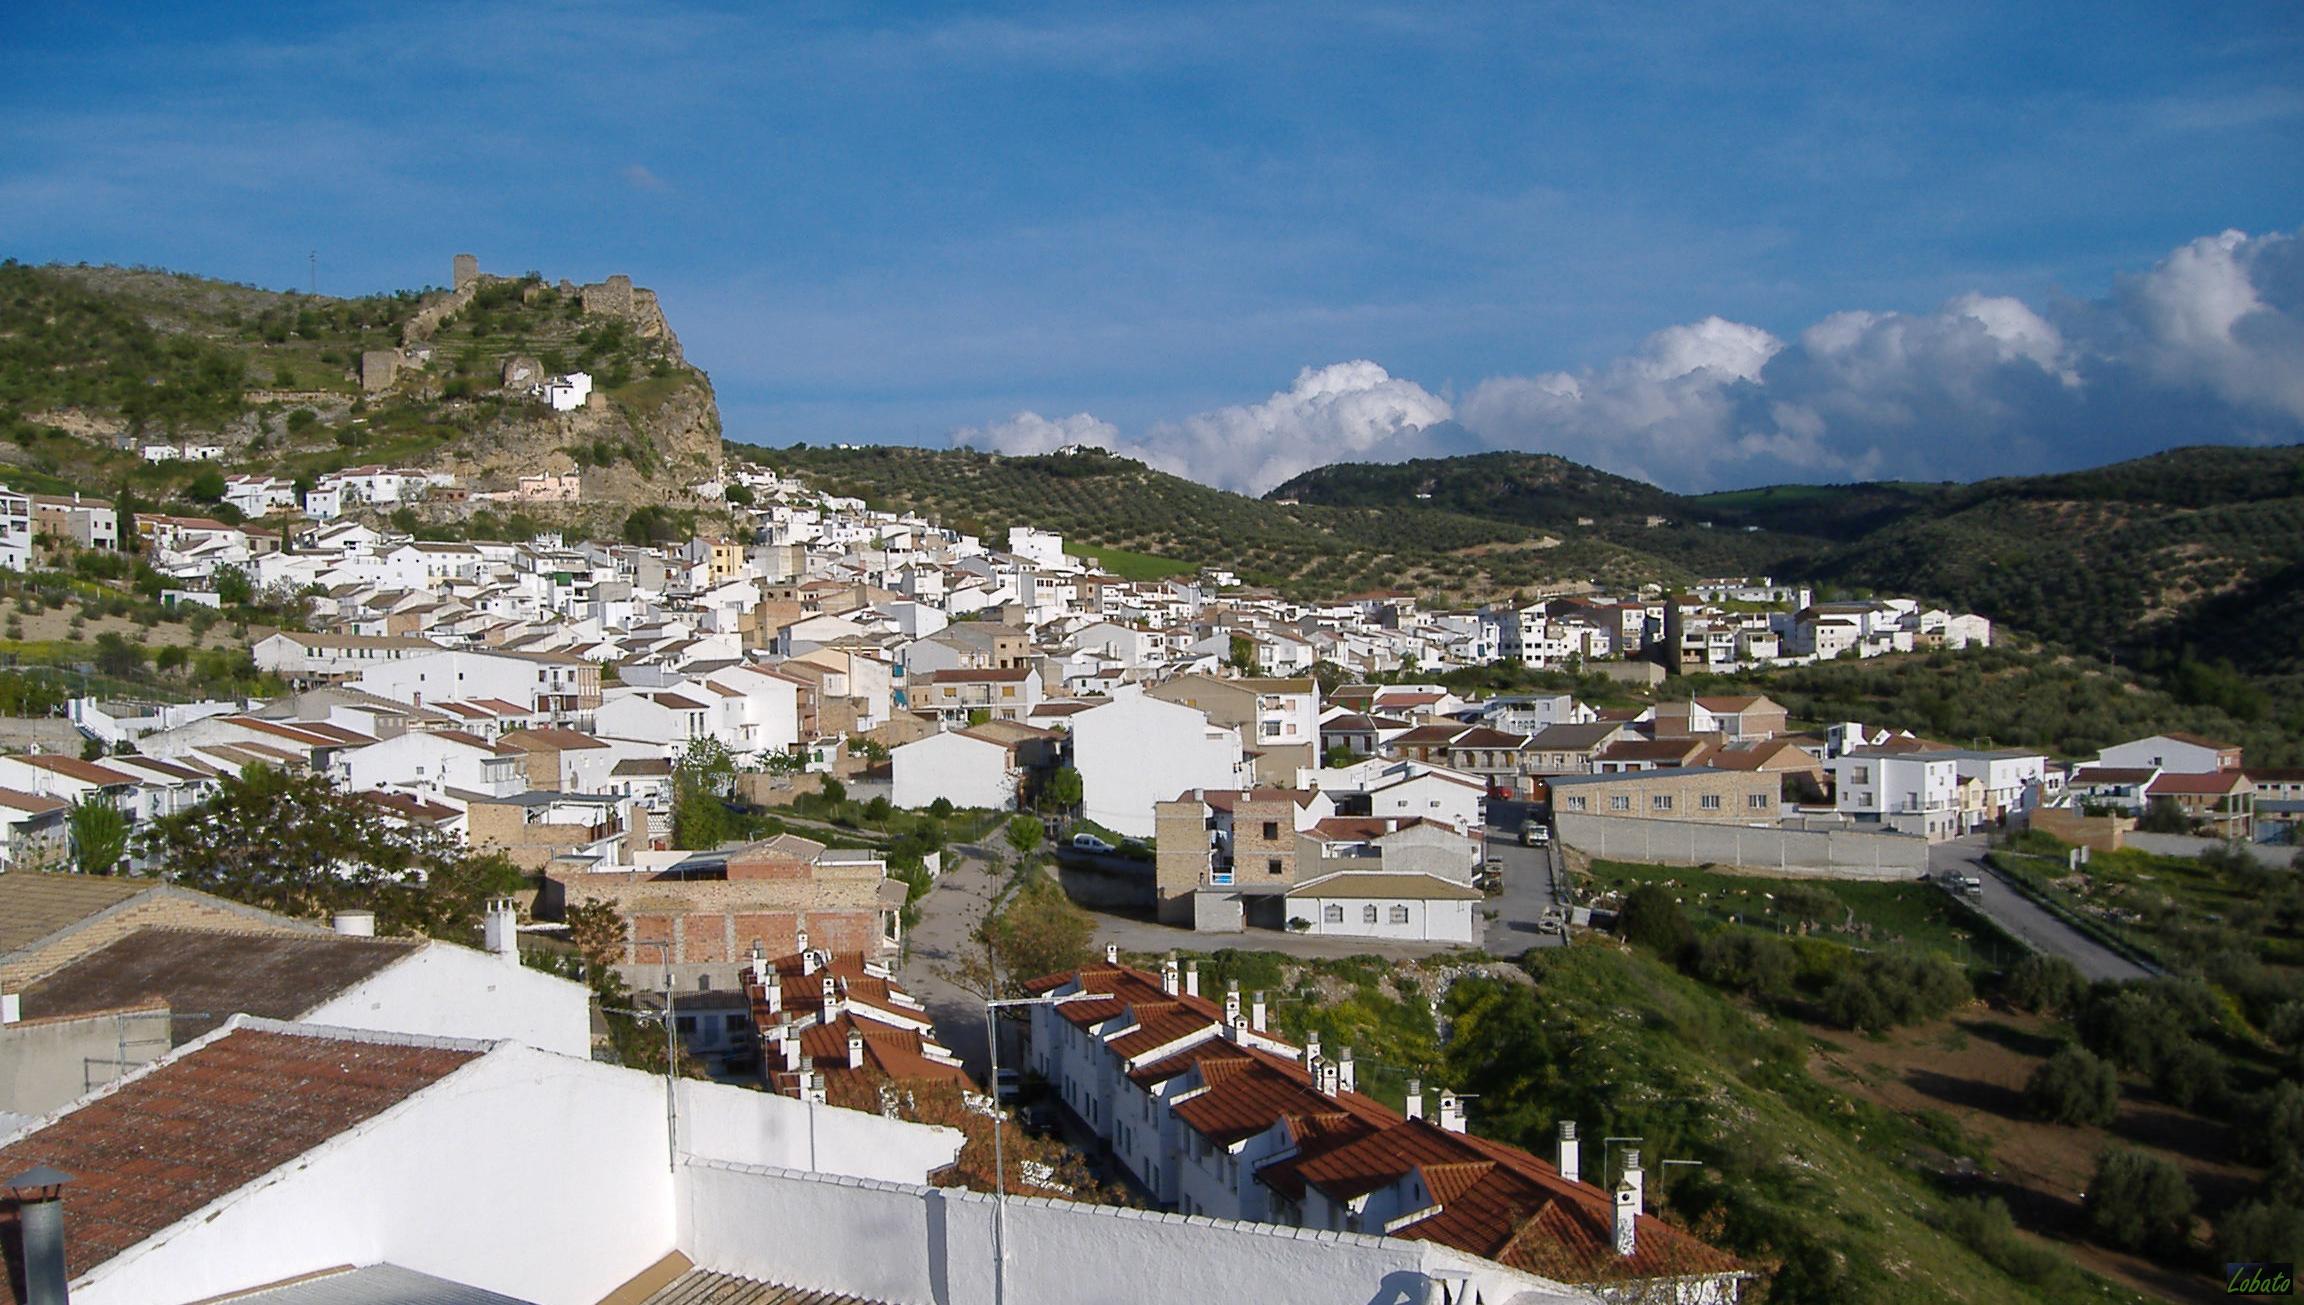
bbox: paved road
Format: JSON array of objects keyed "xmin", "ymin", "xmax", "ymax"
[
  {"xmin": 893, "ymin": 849, "xmax": 1007, "ymax": 1078},
  {"xmin": 1928, "ymin": 835, "xmax": 2154, "ymax": 983},
  {"xmin": 1481, "ymin": 824, "xmax": 1568, "ymax": 956}
]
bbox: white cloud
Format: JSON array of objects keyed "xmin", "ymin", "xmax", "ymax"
[
  {"xmin": 950, "ymin": 228, "xmax": 2304, "ymax": 495},
  {"xmin": 1457, "ymin": 226, "xmax": 2304, "ymax": 490},
  {"xmin": 951, "ymin": 410, "xmax": 1120, "ymax": 457},
  {"xmin": 951, "ymin": 362, "xmax": 1452, "ymax": 494}
]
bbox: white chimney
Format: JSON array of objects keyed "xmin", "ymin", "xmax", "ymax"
[
  {"xmin": 821, "ymin": 975, "xmax": 839, "ymax": 1018},
  {"xmin": 1317, "ymin": 1058, "xmax": 1340, "ymax": 1096},
  {"xmin": 1437, "ymin": 1090, "xmax": 1466, "ymax": 1134},
  {"xmin": 1184, "ymin": 960, "xmax": 1200, "ymax": 999},
  {"xmin": 483, "ymin": 897, "xmax": 518, "ymax": 963},
  {"xmin": 1304, "ymin": 1030, "xmax": 1322, "ymax": 1066},
  {"xmin": 847, "ymin": 1029, "xmax": 865, "ymax": 1069},
  {"xmin": 1105, "ymin": 942, "xmax": 1119, "ymax": 965},
  {"xmin": 0, "ymin": 991, "xmax": 18, "ymax": 1026},
  {"xmin": 331, "ymin": 909, "xmax": 376, "ymax": 937},
  {"xmin": 801, "ymin": 947, "xmax": 819, "ymax": 976},
  {"xmin": 747, "ymin": 942, "xmax": 769, "ymax": 986},
  {"xmin": 795, "ymin": 929, "xmax": 810, "ymax": 956},
  {"xmin": 1161, "ymin": 954, "xmax": 1179, "ymax": 996},
  {"xmin": 1622, "ymin": 1148, "xmax": 1644, "ymax": 1215},
  {"xmin": 1557, "ymin": 1121, "xmax": 1581, "ymax": 1184},
  {"xmin": 805, "ymin": 1070, "xmax": 827, "ymax": 1105},
  {"xmin": 1224, "ymin": 980, "xmax": 1241, "ymax": 1024},
  {"xmin": 1336, "ymin": 1046, "xmax": 1356, "ymax": 1095},
  {"xmin": 1614, "ymin": 1181, "xmax": 1638, "ymax": 1258},
  {"xmin": 1251, "ymin": 991, "xmax": 1267, "ymax": 1032},
  {"xmin": 1404, "ymin": 1078, "xmax": 1424, "ymax": 1120},
  {"xmin": 764, "ymin": 971, "xmax": 783, "ymax": 1014},
  {"xmin": 780, "ymin": 1026, "xmax": 801, "ymax": 1072}
]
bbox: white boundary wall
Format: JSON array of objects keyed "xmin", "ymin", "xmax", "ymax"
[
  {"xmin": 679, "ymin": 1158, "xmax": 1599, "ymax": 1305},
  {"xmin": 1558, "ymin": 813, "xmax": 1927, "ymax": 880}
]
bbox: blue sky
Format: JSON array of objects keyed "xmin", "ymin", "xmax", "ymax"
[{"xmin": 4, "ymin": 2, "xmax": 2301, "ymax": 491}]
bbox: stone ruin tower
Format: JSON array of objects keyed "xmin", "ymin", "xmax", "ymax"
[{"xmin": 453, "ymin": 253, "xmax": 480, "ymax": 292}]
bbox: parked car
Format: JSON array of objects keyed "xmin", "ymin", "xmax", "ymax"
[
  {"xmin": 1521, "ymin": 822, "xmax": 1551, "ymax": 847},
  {"xmin": 1071, "ymin": 833, "xmax": 1116, "ymax": 854},
  {"xmin": 995, "ymin": 1068, "xmax": 1023, "ymax": 1103}
]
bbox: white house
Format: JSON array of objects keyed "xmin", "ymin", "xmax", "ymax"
[
  {"xmin": 1830, "ymin": 749, "xmax": 1963, "ymax": 841},
  {"xmin": 1070, "ymin": 689, "xmax": 1248, "ymax": 839},
  {"xmin": 0, "ymin": 485, "xmax": 30, "ymax": 573},
  {"xmin": 545, "ymin": 370, "xmax": 594, "ymax": 411},
  {"xmin": 890, "ymin": 727, "xmax": 1023, "ymax": 811},
  {"xmin": 1285, "ymin": 871, "xmax": 1484, "ymax": 943},
  {"xmin": 2096, "ymin": 732, "xmax": 2242, "ymax": 775},
  {"xmin": 341, "ymin": 728, "xmax": 524, "ymax": 799}
]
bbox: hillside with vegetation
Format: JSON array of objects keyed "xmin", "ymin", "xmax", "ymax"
[
  {"xmin": 751, "ymin": 443, "xmax": 1689, "ymax": 599},
  {"xmin": 0, "ymin": 259, "xmax": 720, "ymax": 515},
  {"xmin": 1273, "ymin": 444, "xmax": 2304, "ymax": 681}
]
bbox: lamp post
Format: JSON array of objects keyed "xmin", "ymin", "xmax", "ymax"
[
  {"xmin": 7, "ymin": 1164, "xmax": 73, "ymax": 1305},
  {"xmin": 980, "ymin": 989, "xmax": 1100, "ymax": 1305}
]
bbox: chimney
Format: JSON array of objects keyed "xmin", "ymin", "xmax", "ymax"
[
  {"xmin": 7, "ymin": 1165, "xmax": 72, "ymax": 1305},
  {"xmin": 801, "ymin": 944, "xmax": 819, "ymax": 975},
  {"xmin": 331, "ymin": 909, "xmax": 376, "ymax": 937},
  {"xmin": 780, "ymin": 1026, "xmax": 801, "ymax": 1072},
  {"xmin": 1161, "ymin": 954, "xmax": 1179, "ymax": 996},
  {"xmin": 1, "ymin": 991, "xmax": 18, "ymax": 1026},
  {"xmin": 1105, "ymin": 942, "xmax": 1119, "ymax": 965},
  {"xmin": 805, "ymin": 1070, "xmax": 827, "ymax": 1105},
  {"xmin": 1556, "ymin": 1121, "xmax": 1581, "ymax": 1184},
  {"xmin": 1184, "ymin": 960, "xmax": 1200, "ymax": 999},
  {"xmin": 796, "ymin": 929, "xmax": 810, "ymax": 957},
  {"xmin": 1614, "ymin": 1181, "xmax": 1639, "ymax": 1258},
  {"xmin": 1304, "ymin": 1030, "xmax": 1322, "ymax": 1067},
  {"xmin": 1317, "ymin": 1058, "xmax": 1340, "ymax": 1097},
  {"xmin": 848, "ymin": 1029, "xmax": 865, "ymax": 1069},
  {"xmin": 820, "ymin": 975, "xmax": 839, "ymax": 1018},
  {"xmin": 1336, "ymin": 1046, "xmax": 1356, "ymax": 1094},
  {"xmin": 1251, "ymin": 991, "xmax": 1267, "ymax": 1032},
  {"xmin": 1224, "ymin": 980, "xmax": 1241, "ymax": 1024},
  {"xmin": 747, "ymin": 942, "xmax": 769, "ymax": 986},
  {"xmin": 763, "ymin": 971, "xmax": 783, "ymax": 1014},
  {"xmin": 1437, "ymin": 1090, "xmax": 1466, "ymax": 1134},
  {"xmin": 483, "ymin": 897, "xmax": 518, "ymax": 963},
  {"xmin": 1622, "ymin": 1148, "xmax": 1645, "ymax": 1215},
  {"xmin": 1404, "ymin": 1078, "xmax": 1424, "ymax": 1120}
]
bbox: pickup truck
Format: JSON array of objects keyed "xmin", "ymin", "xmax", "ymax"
[{"xmin": 1520, "ymin": 823, "xmax": 1551, "ymax": 847}]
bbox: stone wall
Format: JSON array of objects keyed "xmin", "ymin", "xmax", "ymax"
[
  {"xmin": 1556, "ymin": 812, "xmax": 1928, "ymax": 879},
  {"xmin": 2026, "ymin": 806, "xmax": 2131, "ymax": 853},
  {"xmin": 0, "ymin": 1002, "xmax": 171, "ymax": 1117}
]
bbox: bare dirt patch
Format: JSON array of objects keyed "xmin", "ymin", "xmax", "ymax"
[{"xmin": 1807, "ymin": 1007, "xmax": 2253, "ymax": 1304}]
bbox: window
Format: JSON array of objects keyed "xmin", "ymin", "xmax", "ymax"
[
  {"xmin": 1323, "ymin": 904, "xmax": 1344, "ymax": 923},
  {"xmin": 1610, "ymin": 795, "xmax": 1630, "ymax": 812},
  {"xmin": 1748, "ymin": 793, "xmax": 1770, "ymax": 809},
  {"xmin": 1261, "ymin": 821, "xmax": 1279, "ymax": 840},
  {"xmin": 1567, "ymin": 795, "xmax": 1588, "ymax": 811},
  {"xmin": 1700, "ymin": 794, "xmax": 1721, "ymax": 811},
  {"xmin": 674, "ymin": 1016, "xmax": 697, "ymax": 1034},
  {"xmin": 1362, "ymin": 905, "xmax": 1379, "ymax": 924},
  {"xmin": 1266, "ymin": 857, "xmax": 1284, "ymax": 876},
  {"xmin": 723, "ymin": 1013, "xmax": 747, "ymax": 1031},
  {"xmin": 1652, "ymin": 795, "xmax": 1673, "ymax": 811},
  {"xmin": 1388, "ymin": 905, "xmax": 1410, "ymax": 924},
  {"xmin": 697, "ymin": 974, "xmax": 712, "ymax": 991},
  {"xmin": 1851, "ymin": 765, "xmax": 1870, "ymax": 784}
]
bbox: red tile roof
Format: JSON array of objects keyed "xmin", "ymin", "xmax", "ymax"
[{"xmin": 0, "ymin": 1027, "xmax": 477, "ymax": 1302}]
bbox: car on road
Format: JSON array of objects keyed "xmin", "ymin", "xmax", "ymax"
[
  {"xmin": 995, "ymin": 1068, "xmax": 1023, "ymax": 1102},
  {"xmin": 1070, "ymin": 833, "xmax": 1116, "ymax": 854},
  {"xmin": 1520, "ymin": 822, "xmax": 1551, "ymax": 846},
  {"xmin": 1536, "ymin": 909, "xmax": 1567, "ymax": 935}
]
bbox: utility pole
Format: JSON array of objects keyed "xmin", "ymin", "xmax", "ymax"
[
  {"xmin": 308, "ymin": 251, "xmax": 317, "ymax": 296},
  {"xmin": 979, "ymin": 988, "xmax": 1100, "ymax": 1305}
]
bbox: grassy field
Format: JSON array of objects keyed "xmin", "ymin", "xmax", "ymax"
[
  {"xmin": 1073, "ymin": 542, "xmax": 1195, "ymax": 581},
  {"xmin": 1581, "ymin": 857, "xmax": 2027, "ymax": 968}
]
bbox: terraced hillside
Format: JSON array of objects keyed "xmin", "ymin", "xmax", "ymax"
[{"xmin": 750, "ymin": 443, "xmax": 1697, "ymax": 600}]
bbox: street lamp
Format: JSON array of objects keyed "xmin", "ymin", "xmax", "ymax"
[{"xmin": 980, "ymin": 989, "xmax": 1101, "ymax": 1305}]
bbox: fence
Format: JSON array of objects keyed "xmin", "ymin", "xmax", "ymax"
[{"xmin": 1557, "ymin": 812, "xmax": 1929, "ymax": 879}]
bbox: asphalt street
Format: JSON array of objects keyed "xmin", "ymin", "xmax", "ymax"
[{"xmin": 1927, "ymin": 834, "xmax": 2155, "ymax": 983}]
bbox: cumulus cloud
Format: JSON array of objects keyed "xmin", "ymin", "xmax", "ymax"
[
  {"xmin": 952, "ymin": 228, "xmax": 2304, "ymax": 494},
  {"xmin": 954, "ymin": 361, "xmax": 1456, "ymax": 494},
  {"xmin": 1458, "ymin": 226, "xmax": 2304, "ymax": 490},
  {"xmin": 952, "ymin": 410, "xmax": 1119, "ymax": 457}
]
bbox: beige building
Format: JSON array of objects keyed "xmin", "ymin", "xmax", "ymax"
[{"xmin": 1546, "ymin": 766, "xmax": 1779, "ymax": 823}]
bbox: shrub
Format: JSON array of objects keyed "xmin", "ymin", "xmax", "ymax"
[
  {"xmin": 2148, "ymin": 1037, "xmax": 2226, "ymax": 1111},
  {"xmin": 2024, "ymin": 1046, "xmax": 2119, "ymax": 1126},
  {"xmin": 2085, "ymin": 1148, "xmax": 2194, "ymax": 1254},
  {"xmin": 2002, "ymin": 953, "xmax": 2085, "ymax": 1016},
  {"xmin": 1616, "ymin": 883, "xmax": 1695, "ymax": 963},
  {"xmin": 2218, "ymin": 1199, "xmax": 2304, "ymax": 1269},
  {"xmin": 1693, "ymin": 931, "xmax": 1797, "ymax": 1001},
  {"xmin": 1936, "ymin": 1196, "xmax": 2067, "ymax": 1286},
  {"xmin": 1823, "ymin": 951, "xmax": 1971, "ymax": 1032}
]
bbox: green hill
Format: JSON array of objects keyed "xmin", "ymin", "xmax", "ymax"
[
  {"xmin": 749, "ymin": 443, "xmax": 1694, "ymax": 599},
  {"xmin": 0, "ymin": 260, "xmax": 720, "ymax": 514}
]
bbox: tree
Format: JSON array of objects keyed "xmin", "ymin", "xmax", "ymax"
[
  {"xmin": 2138, "ymin": 796, "xmax": 2194, "ymax": 834},
  {"xmin": 2024, "ymin": 1046, "xmax": 2119, "ymax": 1126},
  {"xmin": 1042, "ymin": 765, "xmax": 1083, "ymax": 814},
  {"xmin": 213, "ymin": 564, "xmax": 253, "ymax": 607},
  {"xmin": 1615, "ymin": 883, "xmax": 1694, "ymax": 962},
  {"xmin": 2003, "ymin": 953, "xmax": 2086, "ymax": 1016},
  {"xmin": 671, "ymin": 738, "xmax": 738, "ymax": 850},
  {"xmin": 1006, "ymin": 813, "xmax": 1044, "ymax": 861},
  {"xmin": 1227, "ymin": 634, "xmax": 1256, "ymax": 674},
  {"xmin": 722, "ymin": 482, "xmax": 755, "ymax": 508},
  {"xmin": 137, "ymin": 765, "xmax": 523, "ymax": 939},
  {"xmin": 92, "ymin": 631, "xmax": 145, "ymax": 679},
  {"xmin": 186, "ymin": 466, "xmax": 227, "ymax": 503},
  {"xmin": 69, "ymin": 794, "xmax": 131, "ymax": 874},
  {"xmin": 566, "ymin": 898, "xmax": 628, "ymax": 974},
  {"xmin": 2219, "ymin": 1199, "xmax": 2304, "ymax": 1269},
  {"xmin": 2085, "ymin": 1148, "xmax": 2195, "ymax": 1254},
  {"xmin": 957, "ymin": 879, "xmax": 1095, "ymax": 998}
]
